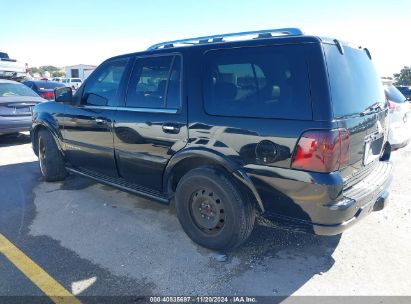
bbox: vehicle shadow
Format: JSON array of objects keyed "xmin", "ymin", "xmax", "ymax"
[
  {"xmin": 2, "ymin": 159, "xmax": 342, "ymax": 297},
  {"xmin": 0, "ymin": 132, "xmax": 31, "ymax": 147}
]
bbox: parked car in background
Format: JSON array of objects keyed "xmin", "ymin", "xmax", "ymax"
[
  {"xmin": 32, "ymin": 28, "xmax": 393, "ymax": 250},
  {"xmin": 384, "ymin": 83, "xmax": 411, "ymax": 150},
  {"xmin": 51, "ymin": 77, "xmax": 64, "ymax": 83},
  {"xmin": 62, "ymin": 78, "xmax": 82, "ymax": 89},
  {"xmin": 0, "ymin": 51, "xmax": 27, "ymax": 81},
  {"xmin": 23, "ymin": 80, "xmax": 65, "ymax": 100},
  {"xmin": 0, "ymin": 80, "xmax": 45, "ymax": 135},
  {"xmin": 396, "ymin": 86, "xmax": 411, "ymax": 100}
]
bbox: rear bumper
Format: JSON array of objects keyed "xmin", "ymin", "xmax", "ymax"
[
  {"xmin": 247, "ymin": 161, "xmax": 393, "ymax": 235},
  {"xmin": 0, "ymin": 117, "xmax": 32, "ymax": 134}
]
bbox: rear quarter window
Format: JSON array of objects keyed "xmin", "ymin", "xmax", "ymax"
[
  {"xmin": 324, "ymin": 44, "xmax": 385, "ymax": 117},
  {"xmin": 385, "ymin": 85, "xmax": 406, "ymax": 103},
  {"xmin": 202, "ymin": 45, "xmax": 312, "ymax": 120}
]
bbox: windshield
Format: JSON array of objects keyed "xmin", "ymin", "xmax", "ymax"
[
  {"xmin": 324, "ymin": 44, "xmax": 385, "ymax": 118},
  {"xmin": 385, "ymin": 85, "xmax": 406, "ymax": 103},
  {"xmin": 0, "ymin": 83, "xmax": 39, "ymax": 97}
]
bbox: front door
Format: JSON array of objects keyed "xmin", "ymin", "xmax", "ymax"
[
  {"xmin": 113, "ymin": 54, "xmax": 188, "ymax": 191},
  {"xmin": 62, "ymin": 58, "xmax": 130, "ymax": 177}
]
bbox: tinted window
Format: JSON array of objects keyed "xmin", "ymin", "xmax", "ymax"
[
  {"xmin": 324, "ymin": 44, "xmax": 385, "ymax": 117},
  {"xmin": 83, "ymin": 59, "xmax": 128, "ymax": 106},
  {"xmin": 126, "ymin": 55, "xmax": 181, "ymax": 108},
  {"xmin": 203, "ymin": 45, "xmax": 312, "ymax": 119},
  {"xmin": 72, "ymin": 79, "xmax": 82, "ymax": 83},
  {"xmin": 0, "ymin": 52, "xmax": 9, "ymax": 59},
  {"xmin": 0, "ymin": 83, "xmax": 38, "ymax": 97},
  {"xmin": 396, "ymin": 86, "xmax": 411, "ymax": 96},
  {"xmin": 385, "ymin": 85, "xmax": 406, "ymax": 103}
]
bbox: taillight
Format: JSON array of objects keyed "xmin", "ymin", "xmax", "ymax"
[
  {"xmin": 40, "ymin": 91, "xmax": 54, "ymax": 100},
  {"xmin": 387, "ymin": 100, "xmax": 401, "ymax": 112},
  {"xmin": 291, "ymin": 129, "xmax": 350, "ymax": 173}
]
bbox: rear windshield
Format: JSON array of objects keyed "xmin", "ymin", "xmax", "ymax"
[
  {"xmin": 72, "ymin": 79, "xmax": 82, "ymax": 83},
  {"xmin": 0, "ymin": 83, "xmax": 38, "ymax": 97},
  {"xmin": 324, "ymin": 44, "xmax": 385, "ymax": 118},
  {"xmin": 385, "ymin": 85, "xmax": 406, "ymax": 103},
  {"xmin": 35, "ymin": 82, "xmax": 65, "ymax": 90}
]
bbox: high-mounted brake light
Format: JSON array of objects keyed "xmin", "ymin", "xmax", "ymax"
[{"xmin": 291, "ymin": 129, "xmax": 350, "ymax": 173}]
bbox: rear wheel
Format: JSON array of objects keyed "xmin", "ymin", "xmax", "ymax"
[
  {"xmin": 175, "ymin": 167, "xmax": 255, "ymax": 250},
  {"xmin": 38, "ymin": 130, "xmax": 67, "ymax": 182}
]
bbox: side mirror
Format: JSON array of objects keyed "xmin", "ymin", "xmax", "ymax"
[{"xmin": 54, "ymin": 87, "xmax": 73, "ymax": 104}]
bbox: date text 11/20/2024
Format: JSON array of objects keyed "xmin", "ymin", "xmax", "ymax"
[{"xmin": 149, "ymin": 296, "xmax": 258, "ymax": 303}]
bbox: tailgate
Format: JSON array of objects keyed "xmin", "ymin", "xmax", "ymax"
[{"xmin": 0, "ymin": 59, "xmax": 26, "ymax": 73}]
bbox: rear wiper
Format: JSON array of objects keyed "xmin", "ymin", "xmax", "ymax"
[{"xmin": 360, "ymin": 102, "xmax": 383, "ymax": 116}]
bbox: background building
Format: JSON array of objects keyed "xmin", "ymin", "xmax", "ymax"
[{"xmin": 64, "ymin": 64, "xmax": 96, "ymax": 80}]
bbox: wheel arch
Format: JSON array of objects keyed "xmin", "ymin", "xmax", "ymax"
[
  {"xmin": 31, "ymin": 120, "xmax": 64, "ymax": 157},
  {"xmin": 163, "ymin": 148, "xmax": 265, "ymax": 212}
]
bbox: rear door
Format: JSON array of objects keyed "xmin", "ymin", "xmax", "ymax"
[
  {"xmin": 323, "ymin": 44, "xmax": 388, "ymax": 179},
  {"xmin": 62, "ymin": 58, "xmax": 129, "ymax": 177},
  {"xmin": 113, "ymin": 53, "xmax": 188, "ymax": 191}
]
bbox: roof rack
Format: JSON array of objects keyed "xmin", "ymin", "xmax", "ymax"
[{"xmin": 147, "ymin": 28, "xmax": 304, "ymax": 50}]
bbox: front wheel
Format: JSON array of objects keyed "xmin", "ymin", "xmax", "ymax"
[
  {"xmin": 38, "ymin": 130, "xmax": 67, "ymax": 182},
  {"xmin": 175, "ymin": 167, "xmax": 255, "ymax": 250}
]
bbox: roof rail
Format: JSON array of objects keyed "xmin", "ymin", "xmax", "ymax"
[{"xmin": 147, "ymin": 28, "xmax": 304, "ymax": 50}]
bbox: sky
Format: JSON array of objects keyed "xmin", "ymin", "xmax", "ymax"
[{"xmin": 1, "ymin": 0, "xmax": 410, "ymax": 77}]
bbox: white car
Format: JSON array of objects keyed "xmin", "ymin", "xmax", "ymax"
[
  {"xmin": 384, "ymin": 84, "xmax": 411, "ymax": 150},
  {"xmin": 62, "ymin": 78, "xmax": 82, "ymax": 89},
  {"xmin": 0, "ymin": 51, "xmax": 27, "ymax": 81}
]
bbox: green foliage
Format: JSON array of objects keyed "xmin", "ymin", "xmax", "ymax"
[
  {"xmin": 394, "ymin": 66, "xmax": 411, "ymax": 86},
  {"xmin": 51, "ymin": 71, "xmax": 65, "ymax": 77},
  {"xmin": 28, "ymin": 66, "xmax": 65, "ymax": 77},
  {"xmin": 27, "ymin": 67, "xmax": 40, "ymax": 75}
]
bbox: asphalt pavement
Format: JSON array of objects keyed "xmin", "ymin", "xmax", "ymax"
[{"xmin": 0, "ymin": 132, "xmax": 410, "ymax": 302}]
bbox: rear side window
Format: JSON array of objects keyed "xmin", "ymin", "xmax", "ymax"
[
  {"xmin": 324, "ymin": 44, "xmax": 385, "ymax": 118},
  {"xmin": 126, "ymin": 55, "xmax": 181, "ymax": 109},
  {"xmin": 203, "ymin": 45, "xmax": 312, "ymax": 119},
  {"xmin": 385, "ymin": 85, "xmax": 406, "ymax": 103}
]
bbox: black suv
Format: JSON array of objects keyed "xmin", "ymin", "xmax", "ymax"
[{"xmin": 31, "ymin": 28, "xmax": 392, "ymax": 250}]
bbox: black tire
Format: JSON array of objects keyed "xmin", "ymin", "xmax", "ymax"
[
  {"xmin": 175, "ymin": 167, "xmax": 255, "ymax": 250},
  {"xmin": 37, "ymin": 129, "xmax": 67, "ymax": 182}
]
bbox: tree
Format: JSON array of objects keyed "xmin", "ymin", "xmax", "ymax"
[
  {"xmin": 27, "ymin": 67, "xmax": 40, "ymax": 75},
  {"xmin": 51, "ymin": 71, "xmax": 65, "ymax": 77},
  {"xmin": 39, "ymin": 66, "xmax": 60, "ymax": 74},
  {"xmin": 394, "ymin": 66, "xmax": 411, "ymax": 86}
]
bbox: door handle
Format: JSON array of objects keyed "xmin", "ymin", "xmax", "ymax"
[{"xmin": 162, "ymin": 123, "xmax": 180, "ymax": 134}]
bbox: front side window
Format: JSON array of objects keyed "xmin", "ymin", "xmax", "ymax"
[
  {"xmin": 126, "ymin": 55, "xmax": 181, "ymax": 108},
  {"xmin": 203, "ymin": 45, "xmax": 312, "ymax": 119},
  {"xmin": 82, "ymin": 59, "xmax": 128, "ymax": 106}
]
